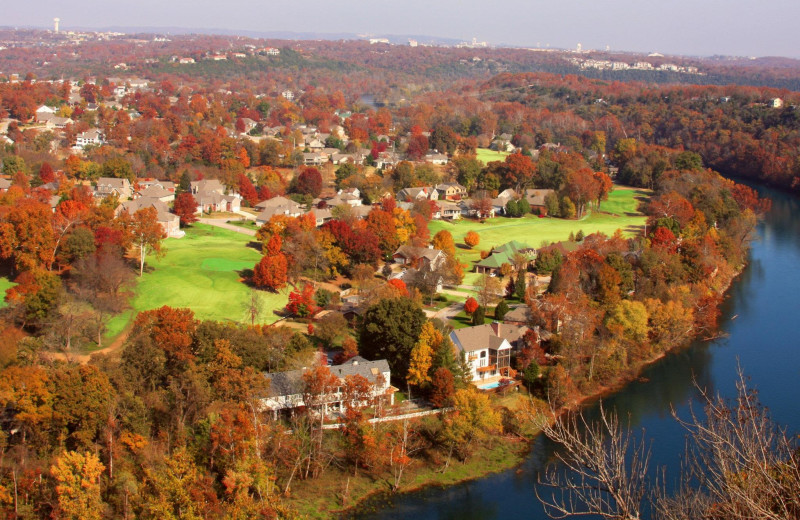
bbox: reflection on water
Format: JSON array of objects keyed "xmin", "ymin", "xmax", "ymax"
[{"xmin": 353, "ymin": 185, "xmax": 800, "ymax": 520}]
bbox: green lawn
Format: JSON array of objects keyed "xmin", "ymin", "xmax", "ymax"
[
  {"xmin": 431, "ymin": 186, "xmax": 649, "ymax": 277},
  {"xmin": 475, "ymin": 147, "xmax": 510, "ymax": 165},
  {"xmin": 105, "ymin": 224, "xmax": 287, "ymax": 340},
  {"xmin": 0, "ymin": 277, "xmax": 14, "ymax": 309}
]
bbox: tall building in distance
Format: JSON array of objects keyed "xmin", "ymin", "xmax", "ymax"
[{"xmin": 53, "ymin": 18, "xmax": 60, "ymax": 33}]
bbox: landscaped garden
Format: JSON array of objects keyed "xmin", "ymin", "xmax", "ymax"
[
  {"xmin": 104, "ymin": 223, "xmax": 287, "ymax": 341},
  {"xmin": 430, "ymin": 186, "xmax": 649, "ymax": 285}
]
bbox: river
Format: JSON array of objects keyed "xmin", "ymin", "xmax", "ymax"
[{"xmin": 353, "ymin": 184, "xmax": 800, "ymax": 520}]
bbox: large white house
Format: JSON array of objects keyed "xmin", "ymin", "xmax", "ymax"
[
  {"xmin": 262, "ymin": 357, "xmax": 394, "ymax": 418},
  {"xmin": 450, "ymin": 323, "xmax": 529, "ymax": 383}
]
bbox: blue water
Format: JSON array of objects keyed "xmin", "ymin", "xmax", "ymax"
[{"xmin": 353, "ymin": 184, "xmax": 800, "ymax": 520}]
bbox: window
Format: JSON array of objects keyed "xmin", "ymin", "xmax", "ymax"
[{"xmin": 480, "ymin": 351, "xmax": 487, "ymax": 358}]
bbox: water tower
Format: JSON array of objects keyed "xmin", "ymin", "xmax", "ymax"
[{"xmin": 53, "ymin": 18, "xmax": 60, "ymax": 33}]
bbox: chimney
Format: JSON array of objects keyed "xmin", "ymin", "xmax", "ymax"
[{"xmin": 352, "ymin": 360, "xmax": 358, "ymax": 366}]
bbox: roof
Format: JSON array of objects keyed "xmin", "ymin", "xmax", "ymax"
[
  {"xmin": 476, "ymin": 241, "xmax": 534, "ymax": 269},
  {"xmin": 137, "ymin": 186, "xmax": 172, "ymax": 198},
  {"xmin": 525, "ymin": 189, "xmax": 555, "ymax": 207},
  {"xmin": 503, "ymin": 306, "xmax": 531, "ymax": 323},
  {"xmin": 450, "ymin": 324, "xmax": 512, "ymax": 353},
  {"xmin": 449, "ymin": 322, "xmax": 528, "ymax": 353},
  {"xmin": 393, "ymin": 245, "xmax": 443, "ymax": 263},
  {"xmin": 264, "ymin": 357, "xmax": 390, "ymax": 397},
  {"xmin": 191, "ymin": 179, "xmax": 224, "ymax": 194},
  {"xmin": 97, "ymin": 177, "xmax": 131, "ymax": 189}
]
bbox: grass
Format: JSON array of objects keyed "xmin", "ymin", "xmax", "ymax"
[
  {"xmin": 430, "ymin": 186, "xmax": 648, "ymax": 276},
  {"xmin": 104, "ymin": 223, "xmax": 287, "ymax": 342},
  {"xmin": 475, "ymin": 147, "xmax": 510, "ymax": 165},
  {"xmin": 0, "ymin": 277, "xmax": 14, "ymax": 309}
]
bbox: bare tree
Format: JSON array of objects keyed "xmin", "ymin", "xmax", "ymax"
[
  {"xmin": 655, "ymin": 369, "xmax": 800, "ymax": 520},
  {"xmin": 536, "ymin": 403, "xmax": 651, "ymax": 520}
]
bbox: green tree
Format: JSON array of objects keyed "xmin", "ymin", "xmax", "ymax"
[
  {"xmin": 495, "ymin": 300, "xmax": 509, "ymax": 320},
  {"xmin": 359, "ymin": 298, "xmax": 426, "ymax": 380},
  {"xmin": 472, "ymin": 305, "xmax": 485, "ymax": 325}
]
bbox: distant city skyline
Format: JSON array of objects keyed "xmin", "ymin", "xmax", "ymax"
[{"xmin": 5, "ymin": 0, "xmax": 800, "ymax": 58}]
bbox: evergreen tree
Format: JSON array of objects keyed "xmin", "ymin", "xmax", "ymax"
[
  {"xmin": 495, "ymin": 300, "xmax": 509, "ymax": 321},
  {"xmin": 472, "ymin": 305, "xmax": 485, "ymax": 325},
  {"xmin": 514, "ymin": 273, "xmax": 527, "ymax": 300}
]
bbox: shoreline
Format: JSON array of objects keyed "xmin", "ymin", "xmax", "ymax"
[{"xmin": 327, "ymin": 264, "xmax": 746, "ymax": 519}]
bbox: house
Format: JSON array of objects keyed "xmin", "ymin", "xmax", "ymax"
[
  {"xmin": 392, "ymin": 245, "xmax": 445, "ymax": 271},
  {"xmin": 302, "ymin": 152, "xmax": 327, "ymax": 166},
  {"xmin": 35, "ymin": 105, "xmax": 56, "ymax": 120},
  {"xmin": 396, "ymin": 186, "xmax": 439, "ymax": 202},
  {"xmin": 524, "ymin": 189, "xmax": 556, "ymax": 215},
  {"xmin": 255, "ymin": 196, "xmax": 305, "ymax": 224},
  {"xmin": 424, "ymin": 152, "xmax": 449, "ymax": 165},
  {"xmin": 474, "ymin": 241, "xmax": 535, "ymax": 275},
  {"xmin": 135, "ymin": 185, "xmax": 175, "ymax": 203},
  {"xmin": 95, "ymin": 177, "xmax": 133, "ymax": 200},
  {"xmin": 437, "ymin": 200, "xmax": 462, "ymax": 220},
  {"xmin": 449, "ymin": 323, "xmax": 525, "ymax": 382},
  {"xmin": 459, "ymin": 199, "xmax": 496, "ymax": 219},
  {"xmin": 195, "ymin": 191, "xmax": 241, "ymax": 214},
  {"xmin": 491, "ymin": 188, "xmax": 518, "ymax": 215},
  {"xmin": 120, "ymin": 198, "xmax": 182, "ymax": 238},
  {"xmin": 306, "ymin": 207, "xmax": 333, "ymax": 227},
  {"xmin": 191, "ymin": 179, "xmax": 225, "ymax": 196},
  {"xmin": 769, "ymin": 98, "xmax": 784, "ymax": 109},
  {"xmin": 46, "ymin": 117, "xmax": 72, "ymax": 130},
  {"xmin": 74, "ymin": 129, "xmax": 104, "ymax": 149},
  {"xmin": 239, "ymin": 118, "xmax": 258, "ymax": 134},
  {"xmin": 435, "ymin": 183, "xmax": 468, "ymax": 201},
  {"xmin": 139, "ymin": 179, "xmax": 175, "ymax": 192},
  {"xmin": 261, "ymin": 356, "xmax": 394, "ymax": 418},
  {"xmin": 0, "ymin": 179, "xmax": 11, "ymax": 192}
]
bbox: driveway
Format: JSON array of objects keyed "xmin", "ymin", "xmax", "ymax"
[{"xmin": 198, "ymin": 218, "xmax": 257, "ymax": 237}]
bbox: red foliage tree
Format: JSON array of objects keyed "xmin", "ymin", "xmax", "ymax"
[
  {"xmin": 430, "ymin": 367, "xmax": 456, "ymax": 407},
  {"xmin": 237, "ymin": 174, "xmax": 259, "ymax": 207},
  {"xmin": 173, "ymin": 192, "xmax": 198, "ymax": 227},
  {"xmin": 135, "ymin": 306, "xmax": 198, "ymax": 365},
  {"xmin": 464, "ymin": 297, "xmax": 479, "ymax": 315},
  {"xmin": 252, "ymin": 253, "xmax": 288, "ymax": 291},
  {"xmin": 387, "ymin": 278, "xmax": 409, "ymax": 297},
  {"xmin": 39, "ymin": 162, "xmax": 55, "ymax": 184},
  {"xmin": 294, "ymin": 166, "xmax": 322, "ymax": 197},
  {"xmin": 285, "ymin": 283, "xmax": 318, "ymax": 317}
]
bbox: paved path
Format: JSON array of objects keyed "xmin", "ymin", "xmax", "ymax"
[
  {"xmin": 198, "ymin": 218, "xmax": 257, "ymax": 236},
  {"xmin": 234, "ymin": 209, "xmax": 257, "ymax": 221}
]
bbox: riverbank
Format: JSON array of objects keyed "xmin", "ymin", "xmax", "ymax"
[
  {"xmin": 284, "ymin": 260, "xmax": 747, "ymax": 519},
  {"xmin": 285, "ymin": 428, "xmax": 533, "ymax": 519}
]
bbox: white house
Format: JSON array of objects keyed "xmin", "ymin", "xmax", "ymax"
[
  {"xmin": 74, "ymin": 129, "xmax": 104, "ymax": 149},
  {"xmin": 449, "ymin": 322, "xmax": 529, "ymax": 383},
  {"xmin": 450, "ymin": 325, "xmax": 512, "ymax": 383},
  {"xmin": 261, "ymin": 357, "xmax": 394, "ymax": 418}
]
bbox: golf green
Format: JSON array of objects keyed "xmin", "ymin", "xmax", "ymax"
[
  {"xmin": 105, "ymin": 224, "xmax": 287, "ymax": 341},
  {"xmin": 430, "ymin": 187, "xmax": 648, "ymax": 277}
]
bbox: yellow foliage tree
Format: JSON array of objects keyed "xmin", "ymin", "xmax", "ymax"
[
  {"xmin": 407, "ymin": 322, "xmax": 437, "ymax": 387},
  {"xmin": 51, "ymin": 451, "xmax": 105, "ymax": 520}
]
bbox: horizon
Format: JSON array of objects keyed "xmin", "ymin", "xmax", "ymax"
[{"xmin": 5, "ymin": 0, "xmax": 800, "ymax": 59}]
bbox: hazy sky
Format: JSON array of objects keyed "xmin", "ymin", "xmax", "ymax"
[{"xmin": 7, "ymin": 0, "xmax": 800, "ymax": 57}]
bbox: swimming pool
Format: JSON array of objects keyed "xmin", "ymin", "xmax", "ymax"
[{"xmin": 477, "ymin": 381, "xmax": 501, "ymax": 390}]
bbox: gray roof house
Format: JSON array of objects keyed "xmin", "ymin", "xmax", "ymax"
[{"xmin": 261, "ymin": 357, "xmax": 393, "ymax": 417}]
